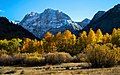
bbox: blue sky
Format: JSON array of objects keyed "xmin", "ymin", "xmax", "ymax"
[{"xmin": 0, "ymin": 0, "xmax": 119, "ymax": 22}]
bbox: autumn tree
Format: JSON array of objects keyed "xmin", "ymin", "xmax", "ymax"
[
  {"xmin": 85, "ymin": 43, "xmax": 120, "ymax": 68},
  {"xmin": 55, "ymin": 32, "xmax": 62, "ymax": 46},
  {"xmin": 43, "ymin": 32, "xmax": 56, "ymax": 53},
  {"xmin": 76, "ymin": 31, "xmax": 87, "ymax": 52},
  {"xmin": 112, "ymin": 28, "xmax": 117, "ymax": 36},
  {"xmin": 44, "ymin": 32, "xmax": 53, "ymax": 41},
  {"xmin": 87, "ymin": 28, "xmax": 96, "ymax": 44},
  {"xmin": 96, "ymin": 29, "xmax": 103, "ymax": 43},
  {"xmin": 33, "ymin": 39, "xmax": 43, "ymax": 54},
  {"xmin": 21, "ymin": 38, "xmax": 36, "ymax": 53},
  {"xmin": 0, "ymin": 38, "xmax": 22, "ymax": 55},
  {"xmin": 56, "ymin": 30, "xmax": 78, "ymax": 55},
  {"xmin": 111, "ymin": 28, "xmax": 120, "ymax": 46},
  {"xmin": 103, "ymin": 33, "xmax": 111, "ymax": 44}
]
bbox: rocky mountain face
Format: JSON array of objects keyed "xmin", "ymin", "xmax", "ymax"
[
  {"xmin": 76, "ymin": 18, "xmax": 90, "ymax": 28},
  {"xmin": 83, "ymin": 4, "xmax": 120, "ymax": 33},
  {"xmin": 20, "ymin": 9, "xmax": 83, "ymax": 38},
  {"xmin": 0, "ymin": 17, "xmax": 38, "ymax": 39}
]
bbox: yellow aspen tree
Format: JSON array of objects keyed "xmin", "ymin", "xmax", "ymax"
[
  {"xmin": 79, "ymin": 31, "xmax": 87, "ymax": 44},
  {"xmin": 87, "ymin": 28, "xmax": 96, "ymax": 44},
  {"xmin": 112, "ymin": 28, "xmax": 117, "ymax": 36},
  {"xmin": 103, "ymin": 33, "xmax": 111, "ymax": 44},
  {"xmin": 96, "ymin": 29, "xmax": 103, "ymax": 43},
  {"xmin": 33, "ymin": 40, "xmax": 44, "ymax": 54},
  {"xmin": 55, "ymin": 32, "xmax": 62, "ymax": 45},
  {"xmin": 111, "ymin": 28, "xmax": 120, "ymax": 46},
  {"xmin": 70, "ymin": 34, "xmax": 76, "ymax": 45},
  {"xmin": 21, "ymin": 38, "xmax": 36, "ymax": 53},
  {"xmin": 44, "ymin": 32, "xmax": 53, "ymax": 41},
  {"xmin": 62, "ymin": 30, "xmax": 72, "ymax": 44},
  {"xmin": 44, "ymin": 32, "xmax": 56, "ymax": 53},
  {"xmin": 56, "ymin": 32, "xmax": 62, "ymax": 38},
  {"xmin": 63, "ymin": 30, "xmax": 72, "ymax": 39},
  {"xmin": 76, "ymin": 31, "xmax": 88, "ymax": 51}
]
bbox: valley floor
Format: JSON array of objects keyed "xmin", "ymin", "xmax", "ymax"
[{"xmin": 0, "ymin": 63, "xmax": 120, "ymax": 75}]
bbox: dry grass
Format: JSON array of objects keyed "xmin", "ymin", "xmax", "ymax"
[{"xmin": 0, "ymin": 63, "xmax": 120, "ymax": 75}]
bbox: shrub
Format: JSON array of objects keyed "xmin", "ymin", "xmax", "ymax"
[
  {"xmin": 12, "ymin": 53, "xmax": 26, "ymax": 66},
  {"xmin": 72, "ymin": 53, "xmax": 87, "ymax": 63},
  {"xmin": 24, "ymin": 57, "xmax": 45, "ymax": 66},
  {"xmin": 0, "ymin": 54, "xmax": 13, "ymax": 66},
  {"xmin": 45, "ymin": 52, "xmax": 72, "ymax": 64},
  {"xmin": 0, "ymin": 39, "xmax": 21, "ymax": 55},
  {"xmin": 23, "ymin": 53, "xmax": 45, "ymax": 66},
  {"xmin": 0, "ymin": 53, "xmax": 45, "ymax": 66},
  {"xmin": 85, "ymin": 44, "xmax": 120, "ymax": 68}
]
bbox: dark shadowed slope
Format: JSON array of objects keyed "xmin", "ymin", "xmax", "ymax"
[
  {"xmin": 83, "ymin": 4, "xmax": 120, "ymax": 33},
  {"xmin": 0, "ymin": 17, "xmax": 38, "ymax": 39}
]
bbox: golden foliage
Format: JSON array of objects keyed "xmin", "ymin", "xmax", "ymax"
[
  {"xmin": 87, "ymin": 28, "xmax": 96, "ymax": 44},
  {"xmin": 85, "ymin": 43, "xmax": 120, "ymax": 68}
]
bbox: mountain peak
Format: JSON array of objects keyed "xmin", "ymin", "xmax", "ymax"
[
  {"xmin": 43, "ymin": 8, "xmax": 61, "ymax": 15},
  {"xmin": 20, "ymin": 8, "xmax": 81, "ymax": 38},
  {"xmin": 110, "ymin": 4, "xmax": 120, "ymax": 12},
  {"xmin": 90, "ymin": 11, "xmax": 105, "ymax": 23},
  {"xmin": 41, "ymin": 8, "xmax": 71, "ymax": 20},
  {"xmin": 83, "ymin": 4, "xmax": 120, "ymax": 33},
  {"xmin": 81, "ymin": 18, "xmax": 90, "ymax": 24},
  {"xmin": 28, "ymin": 12, "xmax": 39, "ymax": 16},
  {"xmin": 97, "ymin": 11, "xmax": 106, "ymax": 14},
  {"xmin": 82, "ymin": 18, "xmax": 90, "ymax": 22},
  {"xmin": 114, "ymin": 4, "xmax": 120, "ymax": 8},
  {"xmin": 44, "ymin": 8, "xmax": 59, "ymax": 12}
]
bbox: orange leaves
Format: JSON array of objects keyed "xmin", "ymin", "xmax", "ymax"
[
  {"xmin": 63, "ymin": 30, "xmax": 72, "ymax": 39},
  {"xmin": 33, "ymin": 40, "xmax": 43, "ymax": 47},
  {"xmin": 21, "ymin": 38, "xmax": 43, "ymax": 53},
  {"xmin": 44, "ymin": 32, "xmax": 53, "ymax": 41},
  {"xmin": 21, "ymin": 38, "xmax": 32, "ymax": 51}
]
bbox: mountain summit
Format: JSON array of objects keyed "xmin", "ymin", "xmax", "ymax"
[
  {"xmin": 83, "ymin": 4, "xmax": 120, "ymax": 33},
  {"xmin": 20, "ymin": 8, "xmax": 82, "ymax": 38}
]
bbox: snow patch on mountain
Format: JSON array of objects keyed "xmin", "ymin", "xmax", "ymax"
[{"xmin": 20, "ymin": 8, "xmax": 83, "ymax": 38}]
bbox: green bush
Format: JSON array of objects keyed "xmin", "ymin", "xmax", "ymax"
[
  {"xmin": 45, "ymin": 52, "xmax": 72, "ymax": 64},
  {"xmin": 85, "ymin": 44, "xmax": 120, "ymax": 68},
  {"xmin": 0, "ymin": 39, "xmax": 21, "ymax": 55}
]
